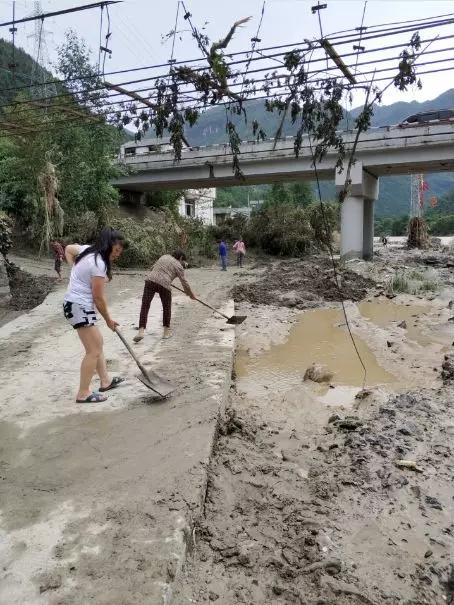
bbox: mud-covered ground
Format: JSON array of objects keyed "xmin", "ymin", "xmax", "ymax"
[
  {"xmin": 0, "ymin": 262, "xmax": 56, "ymax": 327},
  {"xmin": 7, "ymin": 263, "xmax": 56, "ymax": 310},
  {"xmin": 231, "ymin": 256, "xmax": 374, "ymax": 309},
  {"xmin": 174, "ymin": 248, "xmax": 454, "ymax": 605}
]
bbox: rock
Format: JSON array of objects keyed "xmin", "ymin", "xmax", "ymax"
[
  {"xmin": 398, "ymin": 320, "xmax": 407, "ymax": 329},
  {"xmin": 425, "ymin": 496, "xmax": 443, "ymax": 510},
  {"xmin": 355, "ymin": 389, "xmax": 371, "ymax": 400},
  {"xmin": 441, "ymin": 354, "xmax": 454, "ymax": 383},
  {"xmin": 304, "ymin": 363, "xmax": 334, "ymax": 383},
  {"xmin": 39, "ymin": 573, "xmax": 62, "ymax": 593},
  {"xmin": 395, "ymin": 460, "xmax": 423, "ymax": 473},
  {"xmin": 398, "ymin": 426, "xmax": 413, "ymax": 436},
  {"xmin": 387, "ymin": 341, "xmax": 394, "ymax": 348},
  {"xmin": 336, "ymin": 416, "xmax": 363, "ymax": 431},
  {"xmin": 424, "ymin": 550, "xmax": 433, "ymax": 558},
  {"xmin": 328, "ymin": 414, "xmax": 341, "ymax": 424}
]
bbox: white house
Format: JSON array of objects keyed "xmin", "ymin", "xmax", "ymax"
[{"xmin": 178, "ymin": 188, "xmax": 215, "ymax": 225}]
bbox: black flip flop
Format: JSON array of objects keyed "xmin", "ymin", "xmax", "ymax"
[
  {"xmin": 76, "ymin": 392, "xmax": 108, "ymax": 403},
  {"xmin": 99, "ymin": 376, "xmax": 125, "ymax": 393}
]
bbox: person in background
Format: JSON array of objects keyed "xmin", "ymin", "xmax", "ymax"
[
  {"xmin": 381, "ymin": 235, "xmax": 388, "ymax": 247},
  {"xmin": 134, "ymin": 250, "xmax": 196, "ymax": 343},
  {"xmin": 50, "ymin": 240, "xmax": 65, "ymax": 281},
  {"xmin": 233, "ymin": 237, "xmax": 246, "ymax": 268},
  {"xmin": 63, "ymin": 228, "xmax": 127, "ymax": 403},
  {"xmin": 219, "ymin": 239, "xmax": 228, "ymax": 271}
]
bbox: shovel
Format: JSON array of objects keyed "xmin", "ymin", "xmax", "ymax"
[
  {"xmin": 115, "ymin": 328, "xmax": 175, "ymax": 399},
  {"xmin": 172, "ymin": 285, "xmax": 247, "ymax": 325}
]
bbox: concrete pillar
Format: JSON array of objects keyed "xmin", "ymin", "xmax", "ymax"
[
  {"xmin": 340, "ymin": 196, "xmax": 365, "ymax": 260},
  {"xmin": 362, "ymin": 198, "xmax": 374, "ymax": 260},
  {"xmin": 336, "ymin": 162, "xmax": 379, "ymax": 260}
]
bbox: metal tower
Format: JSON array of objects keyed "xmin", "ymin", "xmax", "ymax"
[{"xmin": 27, "ymin": 1, "xmax": 56, "ymax": 99}]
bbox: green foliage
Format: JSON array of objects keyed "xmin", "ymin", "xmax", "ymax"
[
  {"xmin": 143, "ymin": 190, "xmax": 183, "ymax": 212},
  {"xmin": 0, "ymin": 34, "xmax": 120, "ymax": 246},
  {"xmin": 390, "ymin": 269, "xmax": 438, "ymax": 295},
  {"xmin": 375, "ymin": 215, "xmax": 409, "ymax": 236},
  {"xmin": 215, "ymin": 184, "xmax": 269, "ymax": 208},
  {"xmin": 109, "ymin": 211, "xmax": 215, "ymax": 267},
  {"xmin": 243, "ymin": 201, "xmax": 337, "ymax": 256},
  {"xmin": 264, "ymin": 182, "xmax": 314, "ymax": 207},
  {"xmin": 0, "ymin": 39, "xmax": 53, "ymax": 105},
  {"xmin": 0, "ymin": 211, "xmax": 13, "ymax": 257}
]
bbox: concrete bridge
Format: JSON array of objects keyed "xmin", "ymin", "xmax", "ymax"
[{"xmin": 112, "ymin": 123, "xmax": 454, "ymax": 259}]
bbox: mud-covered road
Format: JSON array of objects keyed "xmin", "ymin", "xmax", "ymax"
[{"xmin": 174, "ymin": 247, "xmax": 454, "ymax": 605}]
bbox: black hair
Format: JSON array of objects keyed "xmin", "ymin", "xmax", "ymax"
[
  {"xmin": 75, "ymin": 227, "xmax": 126, "ymax": 280},
  {"xmin": 172, "ymin": 249, "xmax": 187, "ymax": 262}
]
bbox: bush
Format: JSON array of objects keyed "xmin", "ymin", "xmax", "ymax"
[
  {"xmin": 241, "ymin": 201, "xmax": 338, "ymax": 257},
  {"xmin": 63, "ymin": 211, "xmax": 99, "ymax": 244},
  {"xmin": 390, "ymin": 269, "xmax": 439, "ymax": 295},
  {"xmin": 0, "ymin": 211, "xmax": 13, "ymax": 257}
]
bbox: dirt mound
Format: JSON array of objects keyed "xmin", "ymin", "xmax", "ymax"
[
  {"xmin": 7, "ymin": 263, "xmax": 55, "ymax": 311},
  {"xmin": 231, "ymin": 257, "xmax": 374, "ymax": 308}
]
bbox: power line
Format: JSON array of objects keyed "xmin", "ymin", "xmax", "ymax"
[
  {"xmin": 1, "ymin": 12, "xmax": 452, "ymax": 97},
  {"xmin": 0, "ymin": 1, "xmax": 122, "ymax": 27},
  {"xmin": 5, "ymin": 39, "xmax": 454, "ymax": 118}
]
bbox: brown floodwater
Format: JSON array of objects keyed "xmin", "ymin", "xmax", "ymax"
[
  {"xmin": 236, "ymin": 308, "xmax": 395, "ymax": 387},
  {"xmin": 358, "ymin": 300, "xmax": 432, "ymax": 346}
]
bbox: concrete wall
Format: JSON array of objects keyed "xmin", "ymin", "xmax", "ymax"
[{"xmin": 178, "ymin": 188, "xmax": 216, "ymax": 225}]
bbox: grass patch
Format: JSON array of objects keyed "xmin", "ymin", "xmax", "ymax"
[{"xmin": 390, "ymin": 269, "xmax": 439, "ymax": 295}]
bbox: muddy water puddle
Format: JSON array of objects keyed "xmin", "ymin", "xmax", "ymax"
[
  {"xmin": 236, "ymin": 308, "xmax": 395, "ymax": 387},
  {"xmin": 358, "ymin": 300, "xmax": 432, "ymax": 346}
]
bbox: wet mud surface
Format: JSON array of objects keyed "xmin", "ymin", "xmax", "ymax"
[
  {"xmin": 175, "ymin": 248, "xmax": 454, "ymax": 605},
  {"xmin": 7, "ymin": 262, "xmax": 56, "ymax": 311},
  {"xmin": 231, "ymin": 257, "xmax": 374, "ymax": 308},
  {"xmin": 176, "ymin": 387, "xmax": 454, "ymax": 605}
]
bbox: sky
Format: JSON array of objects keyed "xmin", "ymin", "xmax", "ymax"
[{"xmin": 1, "ymin": 0, "xmax": 453, "ymax": 110}]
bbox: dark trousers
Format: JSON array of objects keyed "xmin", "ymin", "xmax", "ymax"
[
  {"xmin": 220, "ymin": 255, "xmax": 227, "ymax": 270},
  {"xmin": 236, "ymin": 252, "xmax": 245, "ymax": 267},
  {"xmin": 139, "ymin": 280, "xmax": 172, "ymax": 329}
]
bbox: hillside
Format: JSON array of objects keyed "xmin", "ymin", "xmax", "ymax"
[{"xmin": 0, "ymin": 38, "xmax": 53, "ymax": 105}]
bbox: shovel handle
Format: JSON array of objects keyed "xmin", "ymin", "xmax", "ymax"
[
  {"xmin": 115, "ymin": 328, "xmax": 150, "ymax": 379},
  {"xmin": 172, "ymin": 284, "xmax": 230, "ymax": 320}
]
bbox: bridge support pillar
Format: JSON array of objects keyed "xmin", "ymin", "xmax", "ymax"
[{"xmin": 336, "ymin": 162, "xmax": 379, "ymax": 260}]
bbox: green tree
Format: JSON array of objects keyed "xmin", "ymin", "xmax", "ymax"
[
  {"xmin": 0, "ymin": 33, "xmax": 120, "ymax": 245},
  {"xmin": 265, "ymin": 182, "xmax": 314, "ymax": 207}
]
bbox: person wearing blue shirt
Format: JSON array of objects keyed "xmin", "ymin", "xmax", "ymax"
[{"xmin": 219, "ymin": 239, "xmax": 228, "ymax": 271}]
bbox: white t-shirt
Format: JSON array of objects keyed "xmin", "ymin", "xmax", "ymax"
[{"xmin": 64, "ymin": 245, "xmax": 107, "ymax": 309}]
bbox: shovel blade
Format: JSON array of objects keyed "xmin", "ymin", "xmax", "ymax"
[
  {"xmin": 226, "ymin": 315, "xmax": 247, "ymax": 325},
  {"xmin": 137, "ymin": 372, "xmax": 176, "ymax": 398}
]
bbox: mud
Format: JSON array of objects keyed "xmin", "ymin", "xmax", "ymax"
[
  {"xmin": 175, "ymin": 249, "xmax": 454, "ymax": 605},
  {"xmin": 231, "ymin": 257, "xmax": 374, "ymax": 308},
  {"xmin": 175, "ymin": 386, "xmax": 454, "ymax": 605},
  {"xmin": 7, "ymin": 262, "xmax": 56, "ymax": 311}
]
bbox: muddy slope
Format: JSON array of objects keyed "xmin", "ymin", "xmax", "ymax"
[
  {"xmin": 231, "ymin": 258, "xmax": 374, "ymax": 308},
  {"xmin": 7, "ymin": 263, "xmax": 56, "ymax": 310},
  {"xmin": 175, "ymin": 385, "xmax": 454, "ymax": 605}
]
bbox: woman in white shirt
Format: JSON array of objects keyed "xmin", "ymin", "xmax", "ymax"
[{"xmin": 64, "ymin": 228, "xmax": 127, "ymax": 403}]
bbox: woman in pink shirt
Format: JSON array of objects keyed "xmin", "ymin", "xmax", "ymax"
[{"xmin": 233, "ymin": 238, "xmax": 246, "ymax": 268}]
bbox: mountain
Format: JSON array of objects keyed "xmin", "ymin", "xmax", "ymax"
[
  {"xmin": 0, "ymin": 38, "xmax": 53, "ymax": 105},
  {"xmin": 185, "ymin": 90, "xmax": 454, "ymax": 217}
]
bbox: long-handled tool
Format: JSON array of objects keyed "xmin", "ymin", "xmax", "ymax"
[
  {"xmin": 115, "ymin": 328, "xmax": 175, "ymax": 399},
  {"xmin": 172, "ymin": 285, "xmax": 247, "ymax": 325}
]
